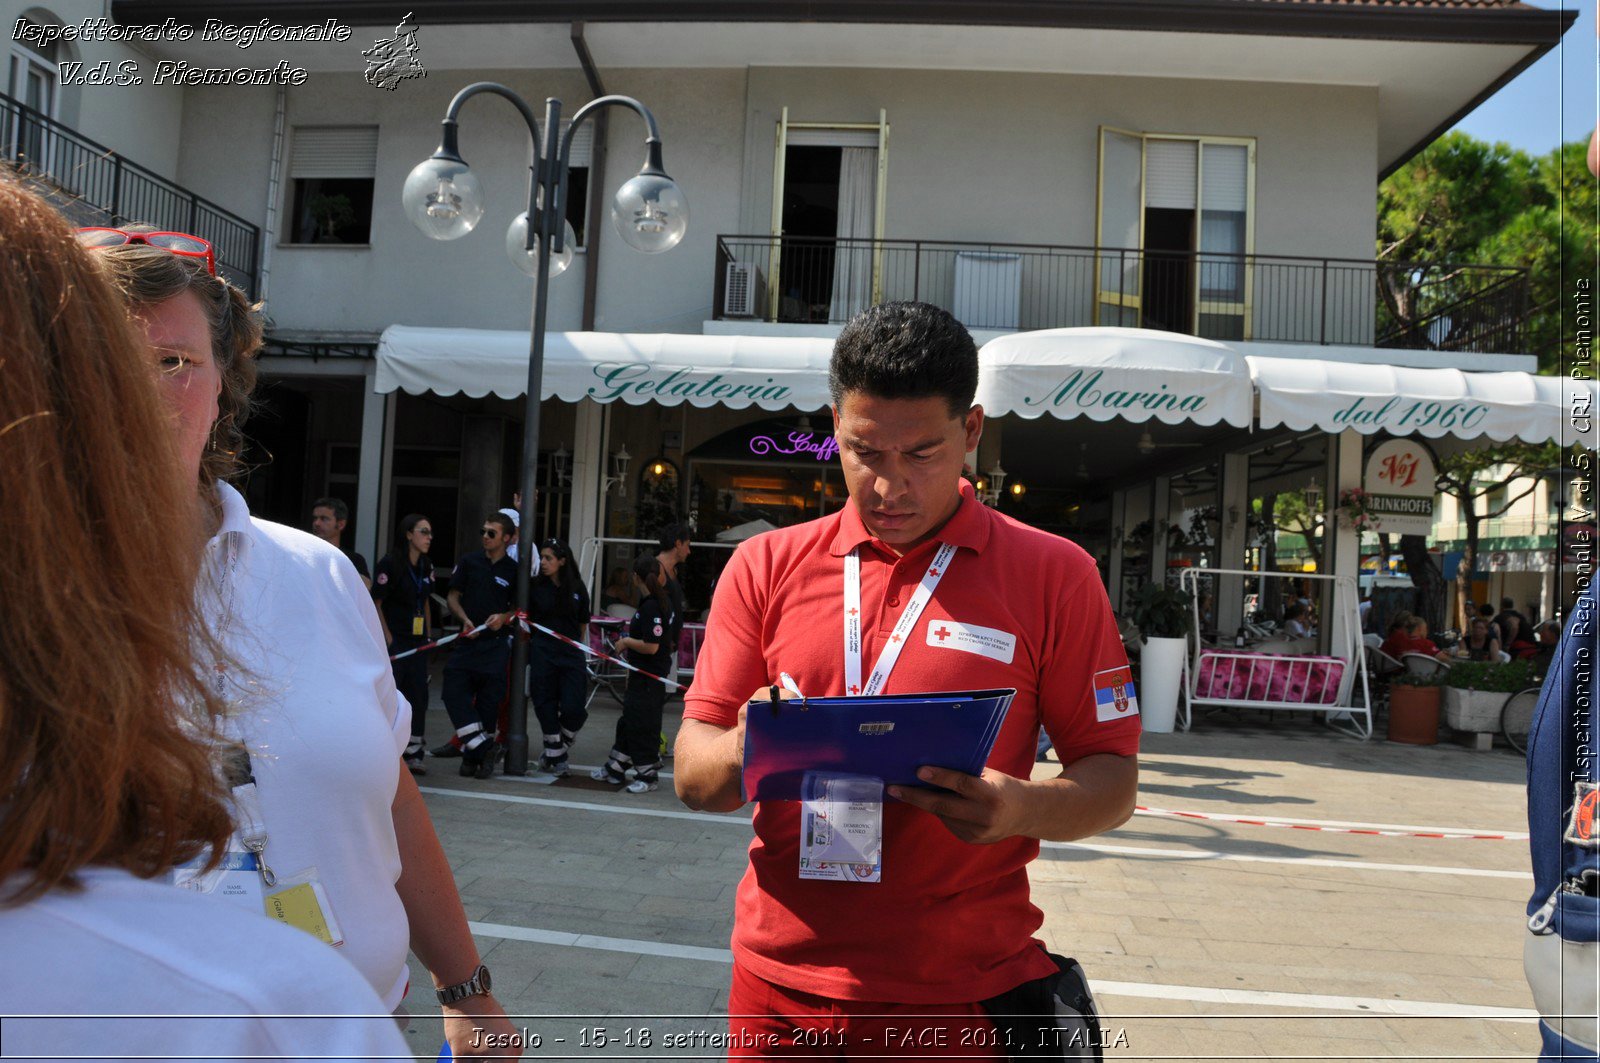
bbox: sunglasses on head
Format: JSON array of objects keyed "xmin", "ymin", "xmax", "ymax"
[{"xmin": 76, "ymin": 227, "xmax": 217, "ymax": 276}]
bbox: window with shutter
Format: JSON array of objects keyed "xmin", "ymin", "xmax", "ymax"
[
  {"xmin": 1095, "ymin": 129, "xmax": 1255, "ymax": 339},
  {"xmin": 562, "ymin": 121, "xmax": 592, "ymax": 250},
  {"xmin": 285, "ymin": 127, "xmax": 378, "ymax": 244}
]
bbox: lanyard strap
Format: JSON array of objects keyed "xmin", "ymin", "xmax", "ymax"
[
  {"xmin": 843, "ymin": 541, "xmax": 957, "ymax": 696},
  {"xmin": 411, "ymin": 561, "xmax": 430, "ymax": 616},
  {"xmin": 206, "ymin": 534, "xmax": 276, "ymax": 889}
]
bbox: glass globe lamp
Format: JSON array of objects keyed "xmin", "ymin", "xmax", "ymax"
[
  {"xmin": 403, "ymin": 156, "xmax": 484, "ymax": 241},
  {"xmin": 505, "ymin": 213, "xmax": 575, "ymax": 277},
  {"xmin": 611, "ymin": 171, "xmax": 688, "ymax": 253}
]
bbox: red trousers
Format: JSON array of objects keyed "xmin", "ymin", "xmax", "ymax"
[{"xmin": 726, "ymin": 960, "xmax": 1007, "ymax": 1061}]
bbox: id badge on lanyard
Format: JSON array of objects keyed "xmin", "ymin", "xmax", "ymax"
[
  {"xmin": 173, "ymin": 537, "xmax": 346, "ymax": 946},
  {"xmin": 800, "ymin": 541, "xmax": 957, "ymax": 883}
]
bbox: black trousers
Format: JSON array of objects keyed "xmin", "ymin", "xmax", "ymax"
[
  {"xmin": 531, "ymin": 645, "xmax": 588, "ymax": 737},
  {"xmin": 389, "ymin": 646, "xmax": 431, "ymax": 740},
  {"xmin": 443, "ymin": 641, "xmax": 509, "ymax": 740},
  {"xmin": 613, "ymin": 668, "xmax": 667, "ymax": 772}
]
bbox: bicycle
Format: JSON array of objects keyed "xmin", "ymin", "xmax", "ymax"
[{"xmin": 1501, "ymin": 684, "xmax": 1541, "ymax": 755}]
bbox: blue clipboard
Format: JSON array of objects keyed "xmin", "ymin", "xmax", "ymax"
[{"xmin": 741, "ymin": 688, "xmax": 1016, "ymax": 802}]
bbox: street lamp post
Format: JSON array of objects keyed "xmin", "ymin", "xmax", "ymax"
[{"xmin": 404, "ymin": 84, "xmax": 688, "ymax": 775}]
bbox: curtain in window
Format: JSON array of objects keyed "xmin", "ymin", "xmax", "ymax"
[
  {"xmin": 828, "ymin": 147, "xmax": 876, "ymax": 322},
  {"xmin": 1096, "ymin": 129, "xmax": 1145, "ymax": 327},
  {"xmin": 1199, "ymin": 143, "xmax": 1248, "ymax": 302}
]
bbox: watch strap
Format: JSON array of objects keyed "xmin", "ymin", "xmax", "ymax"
[{"xmin": 435, "ymin": 964, "xmax": 491, "ymax": 1005}]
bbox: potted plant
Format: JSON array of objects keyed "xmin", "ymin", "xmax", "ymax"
[
  {"xmin": 1441, "ymin": 659, "xmax": 1535, "ymax": 740},
  {"xmin": 1337, "ymin": 487, "xmax": 1383, "ymax": 532},
  {"xmin": 1386, "ymin": 671, "xmax": 1445, "ymax": 745},
  {"xmin": 1131, "ymin": 581, "xmax": 1195, "ymax": 734}
]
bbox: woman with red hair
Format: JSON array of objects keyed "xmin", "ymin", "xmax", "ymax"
[{"xmin": 0, "ymin": 173, "xmax": 407, "ymax": 1057}]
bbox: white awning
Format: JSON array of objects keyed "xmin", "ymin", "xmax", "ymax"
[
  {"xmin": 976, "ymin": 328, "xmax": 1253, "ymax": 428},
  {"xmin": 1247, "ymin": 356, "xmax": 1596, "ymax": 447},
  {"xmin": 375, "ymin": 326, "xmax": 835, "ymax": 411}
]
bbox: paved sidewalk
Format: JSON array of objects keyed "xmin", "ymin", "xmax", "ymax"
[{"xmin": 399, "ymin": 690, "xmax": 1536, "ymax": 1060}]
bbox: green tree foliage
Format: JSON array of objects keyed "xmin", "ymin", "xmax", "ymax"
[{"xmin": 1378, "ymin": 132, "xmax": 1597, "ymax": 372}]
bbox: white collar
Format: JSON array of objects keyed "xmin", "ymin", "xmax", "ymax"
[{"xmin": 210, "ymin": 480, "xmax": 255, "ymax": 555}]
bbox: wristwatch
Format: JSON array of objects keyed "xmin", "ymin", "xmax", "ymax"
[{"xmin": 435, "ymin": 964, "xmax": 492, "ymax": 1005}]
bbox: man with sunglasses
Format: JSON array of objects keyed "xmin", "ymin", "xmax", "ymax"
[{"xmin": 442, "ymin": 513, "xmax": 518, "ymax": 779}]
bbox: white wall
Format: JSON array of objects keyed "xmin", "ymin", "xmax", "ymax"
[
  {"xmin": 6, "ymin": 1, "xmax": 187, "ymax": 179},
  {"xmin": 168, "ymin": 65, "xmax": 749, "ymax": 336},
  {"xmin": 739, "ymin": 67, "xmax": 1377, "ymax": 261},
  {"xmin": 45, "ymin": 41, "xmax": 1379, "ymax": 340}
]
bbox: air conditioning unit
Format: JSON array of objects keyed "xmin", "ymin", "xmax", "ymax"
[{"xmin": 723, "ymin": 262, "xmax": 764, "ymax": 318}]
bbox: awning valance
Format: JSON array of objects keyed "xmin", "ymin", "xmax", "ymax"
[
  {"xmin": 976, "ymin": 328, "xmax": 1253, "ymax": 428},
  {"xmin": 375, "ymin": 324, "xmax": 1591, "ymax": 449},
  {"xmin": 375, "ymin": 326, "xmax": 835, "ymax": 411},
  {"xmin": 1247, "ymin": 356, "xmax": 1596, "ymax": 447}
]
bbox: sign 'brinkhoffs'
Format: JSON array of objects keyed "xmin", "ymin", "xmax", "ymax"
[{"xmin": 1362, "ymin": 439, "xmax": 1437, "ymax": 536}]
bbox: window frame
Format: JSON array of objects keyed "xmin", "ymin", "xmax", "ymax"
[
  {"xmin": 282, "ymin": 125, "xmax": 379, "ymax": 247},
  {"xmin": 1095, "ymin": 127, "xmax": 1257, "ymax": 338},
  {"xmin": 769, "ymin": 107, "xmax": 890, "ymax": 320}
]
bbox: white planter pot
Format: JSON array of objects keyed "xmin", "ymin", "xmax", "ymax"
[
  {"xmin": 1442, "ymin": 688, "xmax": 1503, "ymax": 733},
  {"xmin": 1139, "ymin": 636, "xmax": 1187, "ymax": 734}
]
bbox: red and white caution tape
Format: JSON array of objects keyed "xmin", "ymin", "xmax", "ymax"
[
  {"xmin": 1134, "ymin": 805, "xmax": 1528, "ymax": 841},
  {"xmin": 388, "ymin": 622, "xmax": 492, "ymax": 660},
  {"xmin": 516, "ymin": 612, "xmax": 680, "ymax": 692}
]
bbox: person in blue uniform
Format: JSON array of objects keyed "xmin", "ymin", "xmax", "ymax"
[
  {"xmin": 443, "ymin": 513, "xmax": 516, "ymax": 779},
  {"xmin": 592, "ymin": 554, "xmax": 677, "ymax": 794},
  {"xmin": 372, "ymin": 513, "xmax": 437, "ymax": 774},
  {"xmin": 529, "ymin": 538, "xmax": 591, "ymax": 777}
]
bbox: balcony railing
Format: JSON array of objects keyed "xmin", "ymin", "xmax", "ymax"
[
  {"xmin": 1, "ymin": 91, "xmax": 260, "ymax": 296},
  {"xmin": 713, "ymin": 235, "xmax": 1528, "ymax": 355}
]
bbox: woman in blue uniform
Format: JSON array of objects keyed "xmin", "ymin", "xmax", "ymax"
[
  {"xmin": 372, "ymin": 513, "xmax": 436, "ymax": 774},
  {"xmin": 592, "ymin": 554, "xmax": 677, "ymax": 794},
  {"xmin": 530, "ymin": 538, "xmax": 591, "ymax": 777}
]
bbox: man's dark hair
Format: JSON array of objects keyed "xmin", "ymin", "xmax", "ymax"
[
  {"xmin": 483, "ymin": 512, "xmax": 515, "ymax": 539},
  {"xmin": 1477, "ymin": 602, "xmax": 1496, "ymax": 619},
  {"xmin": 829, "ymin": 301, "xmax": 978, "ymax": 418},
  {"xmin": 313, "ymin": 497, "xmax": 349, "ymax": 522},
  {"xmin": 1501, "ymin": 597, "xmax": 1517, "ymax": 611},
  {"xmin": 656, "ymin": 523, "xmax": 691, "ymax": 553}
]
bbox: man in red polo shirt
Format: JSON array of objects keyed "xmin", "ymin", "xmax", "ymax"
[{"xmin": 676, "ymin": 302, "xmax": 1140, "ymax": 1058}]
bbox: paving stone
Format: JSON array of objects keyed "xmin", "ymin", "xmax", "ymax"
[{"xmin": 396, "ymin": 714, "xmax": 1539, "ymax": 1061}]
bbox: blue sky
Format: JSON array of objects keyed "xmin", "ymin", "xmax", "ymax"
[{"xmin": 1451, "ymin": 1, "xmax": 1596, "ymax": 154}]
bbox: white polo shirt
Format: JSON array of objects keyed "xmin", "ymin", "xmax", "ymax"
[
  {"xmin": 0, "ymin": 868, "xmax": 410, "ymax": 1060},
  {"xmin": 207, "ymin": 482, "xmax": 412, "ymax": 1007}
]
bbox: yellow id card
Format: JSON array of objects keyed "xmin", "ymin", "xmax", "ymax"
[
  {"xmin": 413, "ymin": 616, "xmax": 425, "ymax": 636},
  {"xmin": 265, "ymin": 878, "xmax": 344, "ymax": 946}
]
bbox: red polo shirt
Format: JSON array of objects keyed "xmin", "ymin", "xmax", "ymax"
[{"xmin": 685, "ymin": 480, "xmax": 1140, "ymax": 1004}]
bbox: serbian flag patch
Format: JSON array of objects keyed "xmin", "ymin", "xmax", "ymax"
[{"xmin": 1093, "ymin": 666, "xmax": 1139, "ymax": 722}]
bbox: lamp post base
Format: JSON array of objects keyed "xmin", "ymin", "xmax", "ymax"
[{"xmin": 502, "ymin": 728, "xmax": 530, "ymax": 776}]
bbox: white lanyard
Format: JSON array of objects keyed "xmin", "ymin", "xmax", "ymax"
[
  {"xmin": 843, "ymin": 541, "xmax": 957, "ymax": 696},
  {"xmin": 204, "ymin": 533, "xmax": 276, "ymax": 888}
]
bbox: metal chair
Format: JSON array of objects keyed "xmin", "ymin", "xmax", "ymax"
[
  {"xmin": 1368, "ymin": 646, "xmax": 1405, "ymax": 676},
  {"xmin": 1363, "ymin": 645, "xmax": 1407, "ymax": 715},
  {"xmin": 584, "ymin": 619, "xmax": 629, "ymax": 708},
  {"xmin": 1401, "ymin": 652, "xmax": 1450, "ymax": 677}
]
